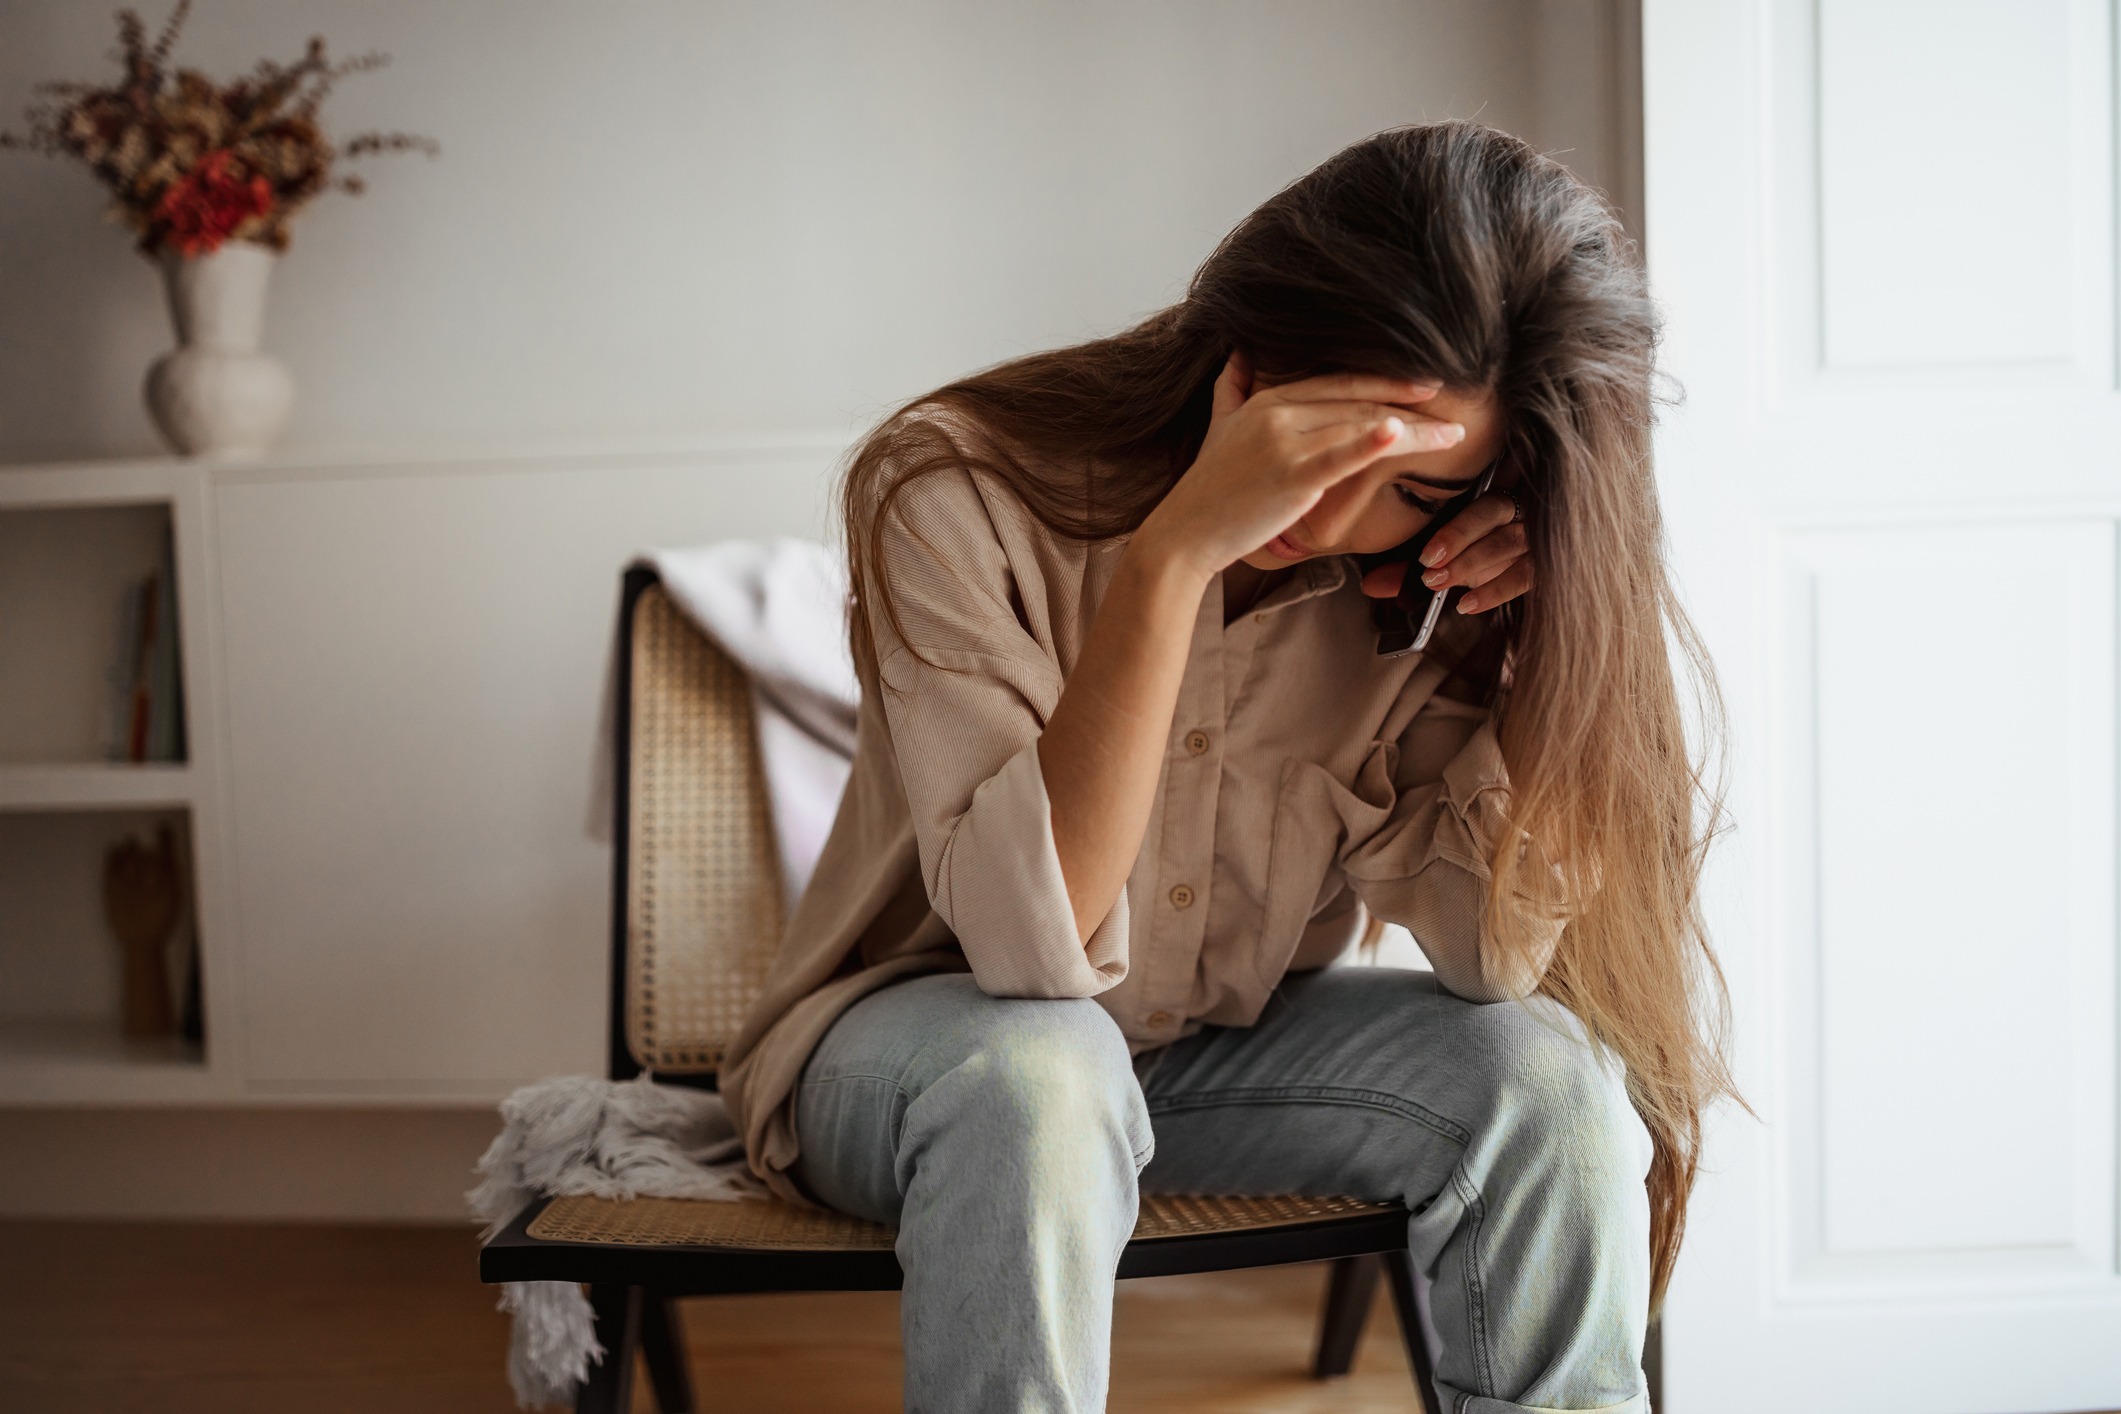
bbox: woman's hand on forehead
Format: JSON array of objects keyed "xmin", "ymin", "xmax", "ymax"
[
  {"xmin": 1138, "ymin": 353, "xmax": 1471, "ymax": 583},
  {"xmin": 1249, "ymin": 365, "xmax": 1533, "ymax": 616},
  {"xmin": 1245, "ymin": 364, "xmax": 1463, "ymax": 431}
]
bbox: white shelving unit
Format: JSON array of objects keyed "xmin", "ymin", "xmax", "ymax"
[
  {"xmin": 0, "ymin": 440, "xmax": 838, "ymax": 1108},
  {"xmin": 0, "ymin": 457, "xmax": 236, "ymax": 1105},
  {"xmin": 0, "ymin": 763, "xmax": 196, "ymax": 812},
  {"xmin": 0, "ymin": 1019, "xmax": 219, "ymax": 1105}
]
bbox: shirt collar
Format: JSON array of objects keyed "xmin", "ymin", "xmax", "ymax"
[{"xmin": 1248, "ymin": 555, "xmax": 1351, "ymax": 617}]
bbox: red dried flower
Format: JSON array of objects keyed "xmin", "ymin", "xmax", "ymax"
[{"xmin": 151, "ymin": 146, "xmax": 274, "ymax": 255}]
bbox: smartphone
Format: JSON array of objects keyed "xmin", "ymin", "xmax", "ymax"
[{"xmin": 1358, "ymin": 461, "xmax": 1498, "ymax": 657}]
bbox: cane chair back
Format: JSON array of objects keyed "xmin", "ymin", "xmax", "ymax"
[{"xmin": 618, "ymin": 579, "xmax": 785, "ymax": 1077}]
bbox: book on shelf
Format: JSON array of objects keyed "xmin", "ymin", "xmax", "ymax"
[{"xmin": 101, "ymin": 526, "xmax": 188, "ymax": 764}]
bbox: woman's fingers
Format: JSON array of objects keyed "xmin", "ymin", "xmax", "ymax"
[
  {"xmin": 1285, "ymin": 398, "xmax": 1464, "ymax": 442},
  {"xmin": 1417, "ymin": 491, "xmax": 1534, "ymax": 614},
  {"xmin": 1359, "ymin": 560, "xmax": 1409, "ymax": 598},
  {"xmin": 1457, "ymin": 557, "xmax": 1533, "ymax": 615},
  {"xmin": 1365, "ymin": 545, "xmax": 1534, "ymax": 613},
  {"xmin": 1298, "ymin": 416, "xmax": 1464, "ymax": 484},
  {"xmin": 1420, "ymin": 521, "xmax": 1527, "ymax": 591},
  {"xmin": 1366, "ymin": 534, "xmax": 1534, "ymax": 614},
  {"xmin": 1269, "ymin": 371, "xmax": 1443, "ymax": 406},
  {"xmin": 1298, "ymin": 417, "xmax": 1434, "ymax": 483},
  {"xmin": 1413, "ymin": 491, "xmax": 1519, "ymax": 569},
  {"xmin": 1209, "ymin": 351, "xmax": 1252, "ymax": 421}
]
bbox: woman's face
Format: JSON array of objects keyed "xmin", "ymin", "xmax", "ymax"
[{"xmin": 1237, "ymin": 382, "xmax": 1507, "ymax": 570}]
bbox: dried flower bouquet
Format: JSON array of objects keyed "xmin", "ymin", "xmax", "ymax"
[{"xmin": 0, "ymin": 0, "xmax": 437, "ymax": 257}]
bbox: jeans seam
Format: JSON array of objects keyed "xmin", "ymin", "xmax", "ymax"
[
  {"xmin": 1449, "ymin": 1163, "xmax": 1494, "ymax": 1397},
  {"xmin": 1143, "ymin": 1083, "xmax": 1475, "ymax": 1148},
  {"xmin": 797, "ymin": 1071, "xmax": 913, "ymax": 1148},
  {"xmin": 800, "ymin": 1070, "xmax": 906, "ymax": 1088}
]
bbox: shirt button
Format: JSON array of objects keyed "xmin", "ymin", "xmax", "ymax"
[
  {"xmin": 1146, "ymin": 1010, "xmax": 1174, "ymax": 1027},
  {"xmin": 1185, "ymin": 730, "xmax": 1210, "ymax": 755},
  {"xmin": 1168, "ymin": 884, "xmax": 1195, "ymax": 909}
]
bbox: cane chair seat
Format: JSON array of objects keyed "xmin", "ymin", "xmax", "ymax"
[{"xmin": 525, "ymin": 1191, "xmax": 1401, "ymax": 1253}]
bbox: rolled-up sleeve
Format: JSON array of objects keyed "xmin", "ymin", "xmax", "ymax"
[
  {"xmin": 864, "ymin": 467, "xmax": 1130, "ymax": 998},
  {"xmin": 1338, "ymin": 696, "xmax": 1585, "ymax": 1003}
]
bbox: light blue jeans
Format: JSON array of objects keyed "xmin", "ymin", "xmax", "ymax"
[{"xmin": 791, "ymin": 966, "xmax": 1654, "ymax": 1414}]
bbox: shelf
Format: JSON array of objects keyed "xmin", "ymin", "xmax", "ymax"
[
  {"xmin": 0, "ymin": 1016, "xmax": 218, "ymax": 1105},
  {"xmin": 1, "ymin": 500, "xmax": 186, "ymax": 768},
  {"xmin": 0, "ymin": 762, "xmax": 194, "ymax": 811}
]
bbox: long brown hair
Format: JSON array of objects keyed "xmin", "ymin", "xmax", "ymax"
[{"xmin": 842, "ymin": 120, "xmax": 1736, "ymax": 1309}]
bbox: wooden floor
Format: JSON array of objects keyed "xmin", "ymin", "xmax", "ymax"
[{"xmin": 0, "ymin": 1220, "xmax": 1418, "ymax": 1413}]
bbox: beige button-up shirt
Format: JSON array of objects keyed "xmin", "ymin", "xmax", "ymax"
[{"xmin": 721, "ymin": 458, "xmax": 1575, "ymax": 1201}]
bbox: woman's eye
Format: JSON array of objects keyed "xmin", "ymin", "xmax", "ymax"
[{"xmin": 1392, "ymin": 483, "xmax": 1443, "ymax": 515}]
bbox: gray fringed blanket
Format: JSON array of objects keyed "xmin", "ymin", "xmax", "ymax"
[{"xmin": 468, "ymin": 1075, "xmax": 763, "ymax": 1408}]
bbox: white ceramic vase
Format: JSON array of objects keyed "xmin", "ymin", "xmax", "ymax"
[{"xmin": 144, "ymin": 240, "xmax": 295, "ymax": 458}]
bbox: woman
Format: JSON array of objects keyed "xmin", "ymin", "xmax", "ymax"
[{"xmin": 722, "ymin": 120, "xmax": 1734, "ymax": 1414}]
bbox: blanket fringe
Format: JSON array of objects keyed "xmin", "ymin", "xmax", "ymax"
[{"xmin": 468, "ymin": 1074, "xmax": 762, "ymax": 1408}]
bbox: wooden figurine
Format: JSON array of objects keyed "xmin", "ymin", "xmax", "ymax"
[{"xmin": 103, "ymin": 825, "xmax": 183, "ymax": 1039}]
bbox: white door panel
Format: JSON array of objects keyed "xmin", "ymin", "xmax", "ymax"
[
  {"xmin": 1647, "ymin": 1, "xmax": 2121, "ymax": 1409},
  {"xmin": 1781, "ymin": 520, "xmax": 2113, "ymax": 1270},
  {"xmin": 1816, "ymin": 0, "xmax": 2081, "ymax": 370},
  {"xmin": 1768, "ymin": 0, "xmax": 2115, "ymax": 394}
]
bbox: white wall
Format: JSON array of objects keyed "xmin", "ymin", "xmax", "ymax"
[
  {"xmin": 0, "ymin": 0, "xmax": 1636, "ymax": 1219},
  {"xmin": 0, "ymin": 0, "xmax": 1635, "ymax": 466}
]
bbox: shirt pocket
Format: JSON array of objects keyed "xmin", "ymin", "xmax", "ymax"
[{"xmin": 1252, "ymin": 743, "xmax": 1395, "ymax": 991}]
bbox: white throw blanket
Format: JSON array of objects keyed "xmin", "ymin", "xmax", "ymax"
[
  {"xmin": 587, "ymin": 537, "xmax": 860, "ymax": 907},
  {"xmin": 487, "ymin": 539, "xmax": 860, "ymax": 1407}
]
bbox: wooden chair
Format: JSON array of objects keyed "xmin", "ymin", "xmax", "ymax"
[{"xmin": 479, "ymin": 566, "xmax": 1446, "ymax": 1413}]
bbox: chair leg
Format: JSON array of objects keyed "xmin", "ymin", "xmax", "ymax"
[
  {"xmin": 1312, "ymin": 1255, "xmax": 1383, "ymax": 1378},
  {"xmin": 577, "ymin": 1283, "xmax": 642, "ymax": 1414},
  {"xmin": 1382, "ymin": 1249, "xmax": 1444, "ymax": 1414},
  {"xmin": 640, "ymin": 1293, "xmax": 696, "ymax": 1413}
]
